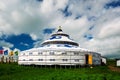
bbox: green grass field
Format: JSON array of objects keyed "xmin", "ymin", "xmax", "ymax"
[{"xmin": 0, "ymin": 63, "xmax": 120, "ymax": 80}]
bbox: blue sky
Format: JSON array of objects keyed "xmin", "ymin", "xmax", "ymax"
[{"xmin": 0, "ymin": 0, "xmax": 120, "ymax": 58}]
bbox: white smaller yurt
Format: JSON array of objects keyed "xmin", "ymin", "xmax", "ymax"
[
  {"xmin": 117, "ymin": 59, "xmax": 120, "ymax": 66},
  {"xmin": 101, "ymin": 57, "xmax": 107, "ymax": 65}
]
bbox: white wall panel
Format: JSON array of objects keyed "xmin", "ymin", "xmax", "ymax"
[{"xmin": 71, "ymin": 56, "xmax": 85, "ymax": 60}]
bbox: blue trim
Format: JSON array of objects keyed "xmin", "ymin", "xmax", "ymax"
[
  {"xmin": 50, "ymin": 36, "xmax": 62, "ymax": 40},
  {"xmin": 64, "ymin": 44, "xmax": 72, "ymax": 48}
]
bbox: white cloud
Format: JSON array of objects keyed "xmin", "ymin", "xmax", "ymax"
[
  {"xmin": 83, "ymin": 36, "xmax": 120, "ymax": 58},
  {"xmin": 98, "ymin": 18, "xmax": 120, "ymax": 38},
  {"xmin": 30, "ymin": 33, "xmax": 38, "ymax": 40},
  {"xmin": 0, "ymin": 40, "xmax": 14, "ymax": 48},
  {"xmin": 20, "ymin": 42, "xmax": 29, "ymax": 47},
  {"xmin": 0, "ymin": 0, "xmax": 120, "ymax": 58},
  {"xmin": 0, "ymin": 0, "xmax": 46, "ymax": 36}
]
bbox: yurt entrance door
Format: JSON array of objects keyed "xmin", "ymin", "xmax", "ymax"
[
  {"xmin": 85, "ymin": 54, "xmax": 93, "ymax": 65},
  {"xmin": 85, "ymin": 54, "xmax": 88, "ymax": 65}
]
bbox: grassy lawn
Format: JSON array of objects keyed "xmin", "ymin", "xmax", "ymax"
[{"xmin": 0, "ymin": 63, "xmax": 120, "ymax": 80}]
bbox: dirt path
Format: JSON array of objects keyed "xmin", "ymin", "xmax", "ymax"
[{"xmin": 108, "ymin": 66, "xmax": 120, "ymax": 72}]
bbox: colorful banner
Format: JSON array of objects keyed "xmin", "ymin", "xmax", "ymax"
[
  {"xmin": 15, "ymin": 51, "xmax": 18, "ymax": 55},
  {"xmin": 4, "ymin": 50, "xmax": 8, "ymax": 55},
  {"xmin": 9, "ymin": 51, "xmax": 14, "ymax": 56},
  {"xmin": 0, "ymin": 50, "xmax": 3, "ymax": 54}
]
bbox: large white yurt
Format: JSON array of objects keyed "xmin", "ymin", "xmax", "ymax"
[{"xmin": 18, "ymin": 27, "xmax": 102, "ymax": 66}]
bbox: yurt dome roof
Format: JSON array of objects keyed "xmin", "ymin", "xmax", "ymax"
[{"xmin": 41, "ymin": 26, "xmax": 79, "ymax": 47}]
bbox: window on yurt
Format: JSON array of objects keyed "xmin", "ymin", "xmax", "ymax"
[
  {"xmin": 38, "ymin": 59, "xmax": 43, "ymax": 61},
  {"xmin": 50, "ymin": 59, "xmax": 55, "ymax": 61},
  {"xmin": 57, "ymin": 44, "xmax": 61, "ymax": 47},
  {"xmin": 21, "ymin": 53, "xmax": 25, "ymax": 55},
  {"xmin": 23, "ymin": 59, "xmax": 25, "ymax": 61},
  {"xmin": 29, "ymin": 52, "xmax": 33, "ymax": 55},
  {"xmin": 62, "ymin": 59, "xmax": 68, "ymax": 61},
  {"xmin": 29, "ymin": 59, "xmax": 33, "ymax": 61},
  {"xmin": 23, "ymin": 53, "xmax": 26, "ymax": 55},
  {"xmin": 50, "ymin": 51, "xmax": 54, "ymax": 55},
  {"xmin": 74, "ymin": 52, "xmax": 79, "ymax": 55},
  {"xmin": 38, "ymin": 52, "xmax": 42, "ymax": 55},
  {"xmin": 62, "ymin": 52, "xmax": 67, "ymax": 55},
  {"xmin": 75, "ymin": 59, "xmax": 79, "ymax": 62}
]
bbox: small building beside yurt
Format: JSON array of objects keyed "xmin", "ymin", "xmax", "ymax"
[
  {"xmin": 116, "ymin": 59, "xmax": 120, "ymax": 66},
  {"xmin": 101, "ymin": 57, "xmax": 107, "ymax": 65}
]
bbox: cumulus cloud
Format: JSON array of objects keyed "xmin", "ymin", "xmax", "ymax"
[
  {"xmin": 0, "ymin": 0, "xmax": 45, "ymax": 36},
  {"xmin": 30, "ymin": 33, "xmax": 38, "ymax": 40},
  {"xmin": 0, "ymin": 0, "xmax": 120, "ymax": 58},
  {"xmin": 84, "ymin": 38, "xmax": 120, "ymax": 58},
  {"xmin": 98, "ymin": 18, "xmax": 120, "ymax": 38},
  {"xmin": 0, "ymin": 40, "xmax": 14, "ymax": 48}
]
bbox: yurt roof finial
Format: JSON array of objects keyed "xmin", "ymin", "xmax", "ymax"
[
  {"xmin": 59, "ymin": 26, "xmax": 61, "ymax": 29},
  {"xmin": 57, "ymin": 26, "xmax": 62, "ymax": 32}
]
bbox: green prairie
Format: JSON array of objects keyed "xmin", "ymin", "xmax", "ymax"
[{"xmin": 0, "ymin": 63, "xmax": 120, "ymax": 80}]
